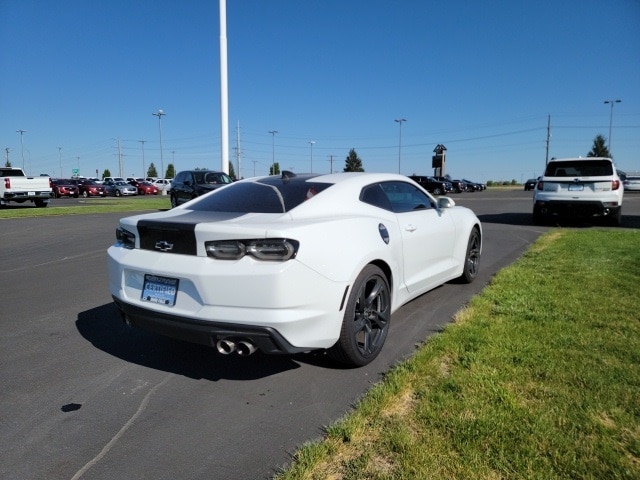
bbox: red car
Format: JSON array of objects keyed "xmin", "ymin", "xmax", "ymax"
[
  {"xmin": 129, "ymin": 180, "xmax": 159, "ymax": 195},
  {"xmin": 75, "ymin": 180, "xmax": 107, "ymax": 197},
  {"xmin": 52, "ymin": 179, "xmax": 79, "ymax": 198}
]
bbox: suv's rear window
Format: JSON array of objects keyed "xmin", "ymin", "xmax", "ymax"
[{"xmin": 545, "ymin": 160, "xmax": 613, "ymax": 177}]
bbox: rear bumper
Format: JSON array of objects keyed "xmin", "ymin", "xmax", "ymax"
[
  {"xmin": 534, "ymin": 199, "xmax": 620, "ymax": 217},
  {"xmin": 3, "ymin": 191, "xmax": 52, "ymax": 199},
  {"xmin": 112, "ymin": 297, "xmax": 308, "ymax": 355}
]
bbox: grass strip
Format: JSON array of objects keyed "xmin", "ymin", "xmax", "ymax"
[
  {"xmin": 0, "ymin": 197, "xmax": 170, "ymax": 218},
  {"xmin": 276, "ymin": 229, "xmax": 640, "ymax": 479}
]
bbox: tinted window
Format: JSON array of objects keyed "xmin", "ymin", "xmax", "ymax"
[
  {"xmin": 545, "ymin": 160, "xmax": 613, "ymax": 177},
  {"xmin": 361, "ymin": 184, "xmax": 393, "ymax": 211},
  {"xmin": 189, "ymin": 176, "xmax": 332, "ymax": 213},
  {"xmin": 379, "ymin": 181, "xmax": 433, "ymax": 213}
]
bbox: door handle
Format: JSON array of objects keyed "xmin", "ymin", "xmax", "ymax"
[{"xmin": 405, "ymin": 224, "xmax": 417, "ymax": 232}]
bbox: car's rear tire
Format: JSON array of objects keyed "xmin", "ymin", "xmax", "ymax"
[
  {"xmin": 458, "ymin": 227, "xmax": 481, "ymax": 284},
  {"xmin": 115, "ymin": 189, "xmax": 121, "ymax": 197},
  {"xmin": 170, "ymin": 195, "xmax": 178, "ymax": 208},
  {"xmin": 433, "ymin": 187, "xmax": 442, "ymax": 195},
  {"xmin": 328, "ymin": 265, "xmax": 390, "ymax": 367},
  {"xmin": 606, "ymin": 208, "xmax": 622, "ymax": 227}
]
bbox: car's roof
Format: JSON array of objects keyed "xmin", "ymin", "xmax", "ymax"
[{"xmin": 549, "ymin": 157, "xmax": 613, "ymax": 162}]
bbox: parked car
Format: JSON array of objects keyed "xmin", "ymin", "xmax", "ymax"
[
  {"xmin": 153, "ymin": 178, "xmax": 172, "ymax": 192},
  {"xmin": 623, "ymin": 176, "xmax": 640, "ymax": 191},
  {"xmin": 52, "ymin": 179, "xmax": 79, "ymax": 198},
  {"xmin": 130, "ymin": 180, "xmax": 159, "ymax": 195},
  {"xmin": 169, "ymin": 170, "xmax": 233, "ymax": 207},
  {"xmin": 102, "ymin": 177, "xmax": 125, "ymax": 184},
  {"xmin": 108, "ymin": 172, "xmax": 482, "ymax": 367},
  {"xmin": 463, "ymin": 179, "xmax": 486, "ymax": 191},
  {"xmin": 434, "ymin": 177, "xmax": 465, "ymax": 193},
  {"xmin": 408, "ymin": 175, "xmax": 453, "ymax": 195},
  {"xmin": 109, "ymin": 181, "xmax": 137, "ymax": 197},
  {"xmin": 533, "ymin": 157, "xmax": 623, "ymax": 226},
  {"xmin": 75, "ymin": 180, "xmax": 107, "ymax": 198},
  {"xmin": 524, "ymin": 178, "xmax": 538, "ymax": 191}
]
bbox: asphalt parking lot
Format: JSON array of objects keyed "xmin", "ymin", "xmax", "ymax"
[{"xmin": 2, "ymin": 189, "xmax": 639, "ymax": 479}]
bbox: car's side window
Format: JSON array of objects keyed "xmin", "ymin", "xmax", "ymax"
[
  {"xmin": 379, "ymin": 181, "xmax": 433, "ymax": 213},
  {"xmin": 360, "ymin": 184, "xmax": 393, "ymax": 211}
]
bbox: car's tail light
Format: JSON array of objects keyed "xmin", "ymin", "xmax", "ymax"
[
  {"xmin": 612, "ymin": 180, "xmax": 620, "ymax": 190},
  {"xmin": 116, "ymin": 227, "xmax": 136, "ymax": 249},
  {"xmin": 536, "ymin": 180, "xmax": 543, "ymax": 190},
  {"xmin": 205, "ymin": 238, "xmax": 298, "ymax": 261},
  {"xmin": 4, "ymin": 178, "xmax": 10, "ymax": 189}
]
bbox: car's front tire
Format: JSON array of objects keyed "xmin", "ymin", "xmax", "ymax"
[
  {"xmin": 328, "ymin": 265, "xmax": 390, "ymax": 367},
  {"xmin": 170, "ymin": 195, "xmax": 178, "ymax": 208}
]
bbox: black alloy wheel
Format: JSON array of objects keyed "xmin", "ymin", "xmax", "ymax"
[
  {"xmin": 458, "ymin": 227, "xmax": 481, "ymax": 283},
  {"xmin": 329, "ymin": 265, "xmax": 390, "ymax": 367}
]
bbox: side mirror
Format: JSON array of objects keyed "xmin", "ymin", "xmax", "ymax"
[{"xmin": 437, "ymin": 196, "xmax": 456, "ymax": 209}]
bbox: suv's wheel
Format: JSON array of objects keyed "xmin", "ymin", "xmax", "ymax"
[
  {"xmin": 328, "ymin": 265, "xmax": 390, "ymax": 367},
  {"xmin": 170, "ymin": 195, "xmax": 178, "ymax": 208},
  {"xmin": 532, "ymin": 206, "xmax": 545, "ymax": 225},
  {"xmin": 606, "ymin": 208, "xmax": 622, "ymax": 227},
  {"xmin": 433, "ymin": 187, "xmax": 442, "ymax": 195}
]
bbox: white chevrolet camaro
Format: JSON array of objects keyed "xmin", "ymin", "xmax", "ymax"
[{"xmin": 108, "ymin": 171, "xmax": 482, "ymax": 367}]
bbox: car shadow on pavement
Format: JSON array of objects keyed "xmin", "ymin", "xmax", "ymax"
[{"xmin": 76, "ymin": 303, "xmax": 303, "ymax": 381}]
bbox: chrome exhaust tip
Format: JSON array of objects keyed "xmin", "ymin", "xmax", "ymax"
[
  {"xmin": 236, "ymin": 340, "xmax": 258, "ymax": 356},
  {"xmin": 216, "ymin": 338, "xmax": 236, "ymax": 355}
]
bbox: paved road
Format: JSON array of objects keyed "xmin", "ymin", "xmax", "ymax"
[{"xmin": 1, "ymin": 190, "xmax": 638, "ymax": 480}]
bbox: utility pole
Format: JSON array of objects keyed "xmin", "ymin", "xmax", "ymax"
[
  {"xmin": 268, "ymin": 130, "xmax": 278, "ymax": 174},
  {"xmin": 545, "ymin": 114, "xmax": 551, "ymax": 166},
  {"xmin": 328, "ymin": 154, "xmax": 334, "ymax": 173},
  {"xmin": 16, "ymin": 129, "xmax": 26, "ymax": 170},
  {"xmin": 236, "ymin": 121, "xmax": 241, "ymax": 179},
  {"xmin": 4, "ymin": 147, "xmax": 10, "ymax": 166},
  {"xmin": 139, "ymin": 140, "xmax": 146, "ymax": 178},
  {"xmin": 394, "ymin": 118, "xmax": 406, "ymax": 174},
  {"xmin": 117, "ymin": 138, "xmax": 123, "ymax": 177},
  {"xmin": 309, "ymin": 140, "xmax": 315, "ymax": 172}
]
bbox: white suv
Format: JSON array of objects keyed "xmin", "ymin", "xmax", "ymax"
[{"xmin": 533, "ymin": 157, "xmax": 623, "ymax": 226}]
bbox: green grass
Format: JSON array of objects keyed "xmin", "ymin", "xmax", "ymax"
[
  {"xmin": 276, "ymin": 229, "xmax": 640, "ymax": 479},
  {"xmin": 0, "ymin": 196, "xmax": 170, "ymax": 218}
]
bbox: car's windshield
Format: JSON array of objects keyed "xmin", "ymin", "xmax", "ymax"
[
  {"xmin": 189, "ymin": 175, "xmax": 332, "ymax": 213},
  {"xmin": 545, "ymin": 160, "xmax": 613, "ymax": 177}
]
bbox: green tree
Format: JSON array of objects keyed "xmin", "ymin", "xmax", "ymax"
[
  {"xmin": 147, "ymin": 162, "xmax": 158, "ymax": 178},
  {"xmin": 228, "ymin": 162, "xmax": 236, "ymax": 180},
  {"xmin": 587, "ymin": 134, "xmax": 612, "ymax": 158},
  {"xmin": 165, "ymin": 163, "xmax": 176, "ymax": 179},
  {"xmin": 344, "ymin": 148, "xmax": 364, "ymax": 172},
  {"xmin": 270, "ymin": 162, "xmax": 280, "ymax": 175},
  {"xmin": 101, "ymin": 169, "xmax": 111, "ymax": 179}
]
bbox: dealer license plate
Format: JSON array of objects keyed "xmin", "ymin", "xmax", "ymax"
[
  {"xmin": 142, "ymin": 274, "xmax": 179, "ymax": 306},
  {"xmin": 568, "ymin": 184, "xmax": 584, "ymax": 191}
]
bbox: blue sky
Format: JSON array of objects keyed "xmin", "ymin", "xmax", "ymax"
[{"xmin": 2, "ymin": 0, "xmax": 639, "ymax": 182}]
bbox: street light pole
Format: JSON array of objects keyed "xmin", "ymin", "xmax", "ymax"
[
  {"xmin": 58, "ymin": 146, "xmax": 62, "ymax": 178},
  {"xmin": 309, "ymin": 140, "xmax": 315, "ymax": 172},
  {"xmin": 269, "ymin": 130, "xmax": 278, "ymax": 174},
  {"xmin": 16, "ymin": 129, "xmax": 26, "ymax": 170},
  {"xmin": 394, "ymin": 118, "xmax": 406, "ymax": 174},
  {"xmin": 152, "ymin": 110, "xmax": 166, "ymax": 179},
  {"xmin": 604, "ymin": 99, "xmax": 621, "ymax": 154}
]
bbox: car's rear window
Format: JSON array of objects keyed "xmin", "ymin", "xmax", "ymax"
[
  {"xmin": 189, "ymin": 176, "xmax": 333, "ymax": 213},
  {"xmin": 545, "ymin": 160, "xmax": 613, "ymax": 177}
]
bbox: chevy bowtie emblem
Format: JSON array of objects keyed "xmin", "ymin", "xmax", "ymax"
[{"xmin": 155, "ymin": 240, "xmax": 174, "ymax": 252}]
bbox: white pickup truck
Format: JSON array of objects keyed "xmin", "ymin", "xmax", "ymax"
[{"xmin": 0, "ymin": 168, "xmax": 53, "ymax": 208}]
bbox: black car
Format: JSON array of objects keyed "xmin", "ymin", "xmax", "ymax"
[
  {"xmin": 169, "ymin": 170, "xmax": 233, "ymax": 207},
  {"xmin": 463, "ymin": 179, "xmax": 486, "ymax": 191},
  {"xmin": 524, "ymin": 178, "xmax": 538, "ymax": 191},
  {"xmin": 433, "ymin": 176, "xmax": 465, "ymax": 193},
  {"xmin": 408, "ymin": 175, "xmax": 453, "ymax": 195}
]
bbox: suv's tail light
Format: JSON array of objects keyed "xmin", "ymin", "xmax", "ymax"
[
  {"xmin": 612, "ymin": 180, "xmax": 620, "ymax": 190},
  {"xmin": 4, "ymin": 178, "xmax": 10, "ymax": 189},
  {"xmin": 536, "ymin": 180, "xmax": 543, "ymax": 190}
]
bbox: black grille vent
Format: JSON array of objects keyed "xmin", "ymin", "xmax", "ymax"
[{"xmin": 138, "ymin": 220, "xmax": 197, "ymax": 255}]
